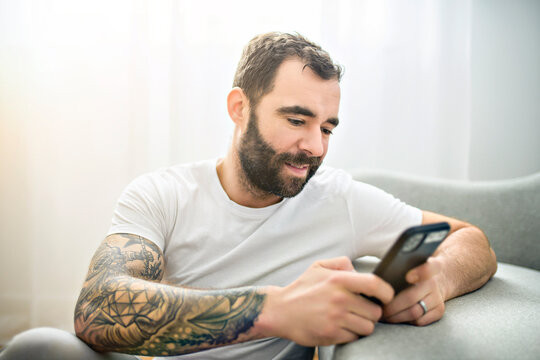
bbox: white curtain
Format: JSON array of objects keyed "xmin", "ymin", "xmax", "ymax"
[{"xmin": 1, "ymin": 0, "xmax": 538, "ymax": 344}]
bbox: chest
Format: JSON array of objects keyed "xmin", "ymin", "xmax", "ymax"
[{"xmin": 162, "ymin": 194, "xmax": 355, "ymax": 288}]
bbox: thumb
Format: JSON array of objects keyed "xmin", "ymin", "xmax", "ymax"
[{"xmin": 316, "ymin": 256, "xmax": 355, "ymax": 272}]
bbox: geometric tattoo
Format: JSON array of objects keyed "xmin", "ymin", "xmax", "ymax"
[
  {"xmin": 74, "ymin": 233, "xmax": 266, "ymax": 356},
  {"xmin": 101, "ymin": 282, "xmax": 173, "ymax": 327}
]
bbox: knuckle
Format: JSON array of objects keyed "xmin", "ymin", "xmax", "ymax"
[
  {"xmin": 330, "ymin": 292, "xmax": 348, "ymax": 306},
  {"xmin": 327, "ymin": 273, "xmax": 343, "ymax": 285},
  {"xmin": 327, "ymin": 306, "xmax": 346, "ymax": 322},
  {"xmin": 363, "ymin": 320, "xmax": 376, "ymax": 335},
  {"xmin": 319, "ymin": 323, "xmax": 339, "ymax": 340},
  {"xmin": 435, "ymin": 303, "xmax": 445, "ymax": 317},
  {"xmin": 440, "ymin": 302, "xmax": 445, "ymax": 313},
  {"xmin": 362, "ymin": 274, "xmax": 379, "ymax": 292},
  {"xmin": 373, "ymin": 306, "xmax": 383, "ymax": 320},
  {"xmin": 412, "ymin": 305, "xmax": 423, "ymax": 318},
  {"xmin": 401, "ymin": 291, "xmax": 417, "ymax": 305}
]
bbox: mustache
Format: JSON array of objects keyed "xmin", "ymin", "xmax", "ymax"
[{"xmin": 276, "ymin": 152, "xmax": 322, "ymax": 167}]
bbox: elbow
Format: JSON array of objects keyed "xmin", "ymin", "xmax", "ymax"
[
  {"xmin": 489, "ymin": 246, "xmax": 498, "ymax": 277},
  {"xmin": 477, "ymin": 225, "xmax": 497, "ymax": 276},
  {"xmin": 73, "ymin": 298, "xmax": 104, "ymax": 350},
  {"xmin": 475, "ymin": 225, "xmax": 498, "ymax": 280},
  {"xmin": 73, "ymin": 311, "xmax": 109, "ymax": 353},
  {"xmin": 467, "ymin": 224, "xmax": 498, "ymax": 281},
  {"xmin": 73, "ymin": 301, "xmax": 91, "ymax": 346}
]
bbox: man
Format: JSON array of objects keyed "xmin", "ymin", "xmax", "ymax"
[{"xmin": 0, "ymin": 32, "xmax": 496, "ymax": 360}]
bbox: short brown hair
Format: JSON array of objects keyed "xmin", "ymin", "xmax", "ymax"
[{"xmin": 233, "ymin": 32, "xmax": 343, "ymax": 107}]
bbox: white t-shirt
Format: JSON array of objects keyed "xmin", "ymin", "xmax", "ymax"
[{"xmin": 108, "ymin": 159, "xmax": 422, "ymax": 359}]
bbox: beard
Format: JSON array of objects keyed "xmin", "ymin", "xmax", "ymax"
[{"xmin": 237, "ymin": 110, "xmax": 322, "ymax": 198}]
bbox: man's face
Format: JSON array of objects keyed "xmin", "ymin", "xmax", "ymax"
[
  {"xmin": 237, "ymin": 58, "xmax": 341, "ymax": 198},
  {"xmin": 238, "ymin": 110, "xmax": 321, "ymax": 197}
]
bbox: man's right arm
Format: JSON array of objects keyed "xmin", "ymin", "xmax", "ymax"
[{"xmin": 74, "ymin": 234, "xmax": 392, "ymax": 356}]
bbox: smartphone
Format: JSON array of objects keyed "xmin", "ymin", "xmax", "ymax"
[{"xmin": 365, "ymin": 222, "xmax": 450, "ymax": 304}]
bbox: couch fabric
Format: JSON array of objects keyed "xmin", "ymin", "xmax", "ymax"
[{"xmin": 349, "ymin": 170, "xmax": 540, "ymax": 270}]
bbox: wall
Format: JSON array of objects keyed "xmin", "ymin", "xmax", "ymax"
[{"xmin": 469, "ymin": 0, "xmax": 540, "ymax": 180}]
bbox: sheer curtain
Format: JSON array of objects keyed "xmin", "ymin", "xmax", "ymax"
[
  {"xmin": 1, "ymin": 0, "xmax": 538, "ymax": 344},
  {"xmin": 322, "ymin": 0, "xmax": 472, "ymax": 178}
]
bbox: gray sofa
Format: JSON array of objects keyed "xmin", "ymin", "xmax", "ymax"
[{"xmin": 321, "ymin": 170, "xmax": 540, "ymax": 360}]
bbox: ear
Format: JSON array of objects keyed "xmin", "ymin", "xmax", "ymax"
[{"xmin": 227, "ymin": 87, "xmax": 249, "ymax": 127}]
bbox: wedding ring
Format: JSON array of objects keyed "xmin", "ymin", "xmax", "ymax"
[{"xmin": 418, "ymin": 300, "xmax": 428, "ymax": 316}]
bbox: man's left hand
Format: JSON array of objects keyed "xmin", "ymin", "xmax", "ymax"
[{"xmin": 381, "ymin": 257, "xmax": 446, "ymax": 326}]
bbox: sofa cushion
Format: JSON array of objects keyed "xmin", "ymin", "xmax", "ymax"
[{"xmin": 320, "ymin": 262, "xmax": 540, "ymax": 360}]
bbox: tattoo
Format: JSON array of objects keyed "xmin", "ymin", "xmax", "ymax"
[{"xmin": 74, "ymin": 234, "xmax": 266, "ymax": 356}]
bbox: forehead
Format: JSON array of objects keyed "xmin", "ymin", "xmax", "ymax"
[{"xmin": 258, "ymin": 58, "xmax": 341, "ymax": 116}]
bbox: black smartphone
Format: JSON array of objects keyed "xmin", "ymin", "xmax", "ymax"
[{"xmin": 365, "ymin": 222, "xmax": 450, "ymax": 304}]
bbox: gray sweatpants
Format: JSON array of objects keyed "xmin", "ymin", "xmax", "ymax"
[{"xmin": 0, "ymin": 327, "xmax": 139, "ymax": 360}]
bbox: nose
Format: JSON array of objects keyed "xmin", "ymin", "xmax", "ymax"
[{"xmin": 299, "ymin": 128, "xmax": 325, "ymax": 157}]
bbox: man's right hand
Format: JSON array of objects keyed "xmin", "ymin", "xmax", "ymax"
[{"xmin": 258, "ymin": 257, "xmax": 394, "ymax": 346}]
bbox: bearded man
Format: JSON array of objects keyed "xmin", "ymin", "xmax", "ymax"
[{"xmin": 0, "ymin": 32, "xmax": 496, "ymax": 360}]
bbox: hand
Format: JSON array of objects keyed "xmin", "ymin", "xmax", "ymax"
[
  {"xmin": 261, "ymin": 257, "xmax": 394, "ymax": 346},
  {"xmin": 382, "ymin": 257, "xmax": 446, "ymax": 326}
]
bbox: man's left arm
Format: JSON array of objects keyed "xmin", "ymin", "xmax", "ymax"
[{"xmin": 383, "ymin": 210, "xmax": 497, "ymax": 326}]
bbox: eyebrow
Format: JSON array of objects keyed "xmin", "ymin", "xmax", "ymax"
[{"xmin": 276, "ymin": 105, "xmax": 340, "ymax": 127}]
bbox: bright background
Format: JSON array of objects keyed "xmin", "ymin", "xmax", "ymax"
[{"xmin": 1, "ymin": 0, "xmax": 539, "ymax": 345}]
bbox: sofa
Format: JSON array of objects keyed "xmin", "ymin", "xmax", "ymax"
[{"xmin": 320, "ymin": 169, "xmax": 540, "ymax": 360}]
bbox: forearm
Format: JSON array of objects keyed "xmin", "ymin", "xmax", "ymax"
[
  {"xmin": 74, "ymin": 233, "xmax": 271, "ymax": 356},
  {"xmin": 75, "ymin": 235, "xmax": 394, "ymax": 353},
  {"xmin": 434, "ymin": 225, "xmax": 497, "ymax": 301},
  {"xmin": 74, "ymin": 276, "xmax": 268, "ymax": 356}
]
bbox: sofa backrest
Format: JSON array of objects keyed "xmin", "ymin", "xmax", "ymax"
[{"xmin": 349, "ymin": 169, "xmax": 540, "ymax": 271}]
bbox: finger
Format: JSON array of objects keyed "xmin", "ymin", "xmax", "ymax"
[
  {"xmin": 406, "ymin": 256, "xmax": 442, "ymax": 284},
  {"xmin": 332, "ymin": 329, "xmax": 360, "ymax": 345},
  {"xmin": 317, "ymin": 257, "xmax": 355, "ymax": 272},
  {"xmin": 411, "ymin": 301, "xmax": 445, "ymax": 326},
  {"xmin": 341, "ymin": 312, "xmax": 377, "ymax": 337},
  {"xmin": 317, "ymin": 326, "xmax": 359, "ymax": 346},
  {"xmin": 347, "ymin": 293, "xmax": 383, "ymax": 322},
  {"xmin": 383, "ymin": 278, "xmax": 433, "ymax": 318},
  {"xmin": 384, "ymin": 290, "xmax": 441, "ymax": 324},
  {"xmin": 336, "ymin": 272, "xmax": 394, "ymax": 304}
]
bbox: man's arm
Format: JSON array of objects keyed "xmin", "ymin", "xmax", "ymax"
[
  {"xmin": 75, "ymin": 234, "xmax": 394, "ymax": 355},
  {"xmin": 74, "ymin": 233, "xmax": 267, "ymax": 356},
  {"xmin": 383, "ymin": 211, "xmax": 497, "ymax": 326}
]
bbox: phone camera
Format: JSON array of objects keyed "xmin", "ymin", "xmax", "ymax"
[
  {"xmin": 425, "ymin": 230, "xmax": 448, "ymax": 243},
  {"xmin": 401, "ymin": 233, "xmax": 424, "ymax": 253}
]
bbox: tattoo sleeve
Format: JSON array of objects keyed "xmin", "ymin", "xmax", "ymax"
[{"xmin": 74, "ymin": 234, "xmax": 266, "ymax": 356}]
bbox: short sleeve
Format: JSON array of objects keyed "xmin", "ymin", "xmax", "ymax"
[
  {"xmin": 346, "ymin": 180, "xmax": 422, "ymax": 258},
  {"xmin": 107, "ymin": 172, "xmax": 176, "ymax": 251}
]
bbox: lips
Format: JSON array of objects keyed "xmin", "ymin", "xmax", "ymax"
[
  {"xmin": 285, "ymin": 162, "xmax": 309, "ymax": 176},
  {"xmin": 286, "ymin": 162, "xmax": 308, "ymax": 170}
]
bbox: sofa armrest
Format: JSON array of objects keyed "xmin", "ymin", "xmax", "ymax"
[{"xmin": 349, "ymin": 169, "xmax": 540, "ymax": 270}]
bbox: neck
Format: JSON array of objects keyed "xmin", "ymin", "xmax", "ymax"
[{"xmin": 216, "ymin": 148, "xmax": 282, "ymax": 208}]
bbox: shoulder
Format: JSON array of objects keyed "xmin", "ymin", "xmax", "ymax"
[
  {"xmin": 130, "ymin": 159, "xmax": 216, "ymax": 190},
  {"xmin": 120, "ymin": 159, "xmax": 217, "ymax": 206}
]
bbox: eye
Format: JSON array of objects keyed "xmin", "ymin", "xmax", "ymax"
[
  {"xmin": 287, "ymin": 118, "xmax": 304, "ymax": 126},
  {"xmin": 322, "ymin": 128, "xmax": 334, "ymax": 135}
]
